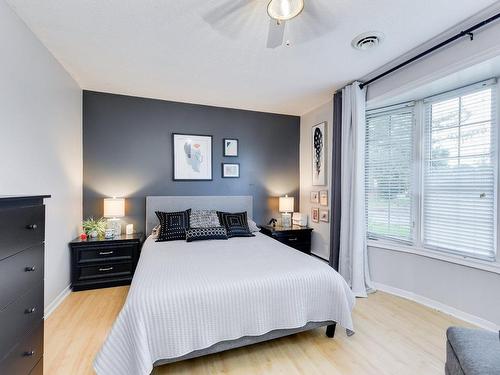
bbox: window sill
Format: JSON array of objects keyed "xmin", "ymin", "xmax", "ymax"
[{"xmin": 367, "ymin": 239, "xmax": 500, "ymax": 275}]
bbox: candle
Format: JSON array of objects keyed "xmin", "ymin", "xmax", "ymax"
[{"xmin": 126, "ymin": 224, "xmax": 134, "ymax": 235}]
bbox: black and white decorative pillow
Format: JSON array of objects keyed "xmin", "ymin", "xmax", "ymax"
[
  {"xmin": 186, "ymin": 227, "xmax": 228, "ymax": 242},
  {"xmin": 155, "ymin": 209, "xmax": 191, "ymax": 241},
  {"xmin": 190, "ymin": 210, "xmax": 221, "ymax": 228},
  {"xmin": 217, "ymin": 211, "xmax": 255, "ymax": 238}
]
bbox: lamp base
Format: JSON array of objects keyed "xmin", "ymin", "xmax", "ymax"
[
  {"xmin": 281, "ymin": 212, "xmax": 292, "ymax": 228},
  {"xmin": 107, "ymin": 218, "xmax": 122, "ymax": 237}
]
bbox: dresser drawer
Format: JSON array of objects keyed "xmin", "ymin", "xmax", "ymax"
[
  {"xmin": 0, "ymin": 285, "xmax": 43, "ymax": 356},
  {"xmin": 30, "ymin": 357, "xmax": 43, "ymax": 375},
  {"xmin": 0, "ymin": 205, "xmax": 44, "ymax": 261},
  {"xmin": 76, "ymin": 243, "xmax": 135, "ymax": 264},
  {"xmin": 0, "ymin": 245, "xmax": 44, "ymax": 310},
  {"xmin": 77, "ymin": 262, "xmax": 134, "ymax": 281},
  {"xmin": 0, "ymin": 322, "xmax": 43, "ymax": 374}
]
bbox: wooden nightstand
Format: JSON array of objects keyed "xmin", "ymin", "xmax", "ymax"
[
  {"xmin": 69, "ymin": 233, "xmax": 145, "ymax": 291},
  {"xmin": 259, "ymin": 225, "xmax": 313, "ymax": 254}
]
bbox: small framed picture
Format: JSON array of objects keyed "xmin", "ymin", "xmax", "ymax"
[
  {"xmin": 320, "ymin": 190, "xmax": 328, "ymax": 206},
  {"xmin": 222, "ymin": 163, "xmax": 240, "ymax": 178},
  {"xmin": 311, "ymin": 208, "xmax": 319, "ymax": 223},
  {"xmin": 173, "ymin": 133, "xmax": 213, "ymax": 181},
  {"xmin": 319, "ymin": 209, "xmax": 329, "ymax": 222},
  {"xmin": 223, "ymin": 138, "xmax": 238, "ymax": 157},
  {"xmin": 310, "ymin": 191, "xmax": 319, "ymax": 203}
]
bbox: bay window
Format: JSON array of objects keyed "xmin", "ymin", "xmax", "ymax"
[{"xmin": 365, "ymin": 79, "xmax": 498, "ymax": 261}]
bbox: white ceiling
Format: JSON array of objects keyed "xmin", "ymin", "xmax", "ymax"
[{"xmin": 6, "ymin": 0, "xmax": 498, "ymax": 115}]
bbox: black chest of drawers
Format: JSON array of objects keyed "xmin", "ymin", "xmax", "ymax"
[
  {"xmin": 0, "ymin": 195, "xmax": 50, "ymax": 375},
  {"xmin": 70, "ymin": 234, "xmax": 144, "ymax": 291},
  {"xmin": 260, "ymin": 225, "xmax": 313, "ymax": 254}
]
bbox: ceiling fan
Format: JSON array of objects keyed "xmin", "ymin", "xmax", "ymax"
[{"xmin": 203, "ymin": 0, "xmax": 334, "ymax": 48}]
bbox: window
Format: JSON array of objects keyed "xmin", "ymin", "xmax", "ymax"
[
  {"xmin": 423, "ymin": 86, "xmax": 497, "ymax": 260},
  {"xmin": 365, "ymin": 80, "xmax": 498, "ymax": 261},
  {"xmin": 365, "ymin": 104, "xmax": 415, "ymax": 243}
]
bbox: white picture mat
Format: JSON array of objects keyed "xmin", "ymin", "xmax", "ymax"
[
  {"xmin": 173, "ymin": 134, "xmax": 212, "ymax": 180},
  {"xmin": 224, "ymin": 139, "xmax": 238, "ymax": 156}
]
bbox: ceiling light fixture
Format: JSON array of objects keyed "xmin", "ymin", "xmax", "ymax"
[{"xmin": 267, "ymin": 0, "xmax": 304, "ymax": 21}]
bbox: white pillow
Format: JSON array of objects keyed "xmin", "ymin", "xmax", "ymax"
[
  {"xmin": 151, "ymin": 224, "xmax": 161, "ymax": 239},
  {"xmin": 248, "ymin": 219, "xmax": 260, "ymax": 233}
]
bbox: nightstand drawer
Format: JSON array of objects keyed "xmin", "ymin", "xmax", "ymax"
[
  {"xmin": 0, "ymin": 205, "xmax": 44, "ymax": 261},
  {"xmin": 0, "ymin": 245, "xmax": 43, "ymax": 311},
  {"xmin": 273, "ymin": 231, "xmax": 311, "ymax": 243},
  {"xmin": 76, "ymin": 244, "xmax": 135, "ymax": 264},
  {"xmin": 0, "ymin": 284, "xmax": 43, "ymax": 357},
  {"xmin": 0, "ymin": 322, "xmax": 43, "ymax": 375},
  {"xmin": 76, "ymin": 262, "xmax": 134, "ymax": 281}
]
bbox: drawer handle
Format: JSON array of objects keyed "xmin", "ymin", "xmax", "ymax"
[
  {"xmin": 25, "ymin": 307, "xmax": 36, "ymax": 314},
  {"xmin": 98, "ymin": 250, "xmax": 114, "ymax": 255},
  {"xmin": 288, "ymin": 237, "xmax": 298, "ymax": 241},
  {"xmin": 25, "ymin": 266, "xmax": 36, "ymax": 272},
  {"xmin": 99, "ymin": 267, "xmax": 114, "ymax": 272},
  {"xmin": 23, "ymin": 350, "xmax": 35, "ymax": 357},
  {"xmin": 26, "ymin": 224, "xmax": 38, "ymax": 230}
]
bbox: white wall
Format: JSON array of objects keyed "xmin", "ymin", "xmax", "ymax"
[
  {"xmin": 0, "ymin": 1, "xmax": 82, "ymax": 311},
  {"xmin": 363, "ymin": 4, "xmax": 500, "ymax": 328},
  {"xmin": 300, "ymin": 100, "xmax": 333, "ymax": 260}
]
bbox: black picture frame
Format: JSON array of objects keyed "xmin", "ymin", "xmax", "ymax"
[
  {"xmin": 223, "ymin": 138, "xmax": 239, "ymax": 157},
  {"xmin": 221, "ymin": 163, "xmax": 240, "ymax": 178},
  {"xmin": 172, "ymin": 133, "xmax": 213, "ymax": 181}
]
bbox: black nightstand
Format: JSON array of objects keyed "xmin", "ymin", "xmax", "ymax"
[
  {"xmin": 260, "ymin": 225, "xmax": 313, "ymax": 254},
  {"xmin": 69, "ymin": 233, "xmax": 145, "ymax": 291}
]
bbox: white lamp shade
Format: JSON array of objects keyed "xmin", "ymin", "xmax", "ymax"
[
  {"xmin": 104, "ymin": 198, "xmax": 125, "ymax": 218},
  {"xmin": 279, "ymin": 195, "xmax": 294, "ymax": 213}
]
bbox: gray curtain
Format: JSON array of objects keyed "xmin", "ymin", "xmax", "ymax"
[{"xmin": 329, "ymin": 91, "xmax": 342, "ymax": 270}]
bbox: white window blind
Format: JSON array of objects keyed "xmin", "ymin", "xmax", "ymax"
[
  {"xmin": 365, "ymin": 104, "xmax": 415, "ymax": 243},
  {"xmin": 423, "ymin": 83, "xmax": 497, "ymax": 260}
]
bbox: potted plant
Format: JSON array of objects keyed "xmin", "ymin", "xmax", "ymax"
[{"xmin": 82, "ymin": 217, "xmax": 107, "ymax": 238}]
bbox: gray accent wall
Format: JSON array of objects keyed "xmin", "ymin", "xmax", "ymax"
[{"xmin": 83, "ymin": 91, "xmax": 300, "ymax": 233}]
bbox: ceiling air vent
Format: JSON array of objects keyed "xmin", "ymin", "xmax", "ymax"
[{"xmin": 351, "ymin": 32, "xmax": 384, "ymax": 50}]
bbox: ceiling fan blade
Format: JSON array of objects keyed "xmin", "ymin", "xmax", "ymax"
[
  {"xmin": 204, "ymin": 0, "xmax": 255, "ymax": 27},
  {"xmin": 266, "ymin": 19, "xmax": 285, "ymax": 48},
  {"xmin": 289, "ymin": 0, "xmax": 336, "ymax": 44}
]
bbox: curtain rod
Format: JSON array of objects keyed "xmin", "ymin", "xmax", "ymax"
[{"xmin": 358, "ymin": 12, "xmax": 500, "ymax": 90}]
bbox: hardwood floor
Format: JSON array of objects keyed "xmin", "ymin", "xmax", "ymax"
[{"xmin": 45, "ymin": 287, "xmax": 471, "ymax": 375}]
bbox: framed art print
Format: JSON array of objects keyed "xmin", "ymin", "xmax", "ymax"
[
  {"xmin": 222, "ymin": 163, "xmax": 240, "ymax": 178},
  {"xmin": 312, "ymin": 122, "xmax": 327, "ymax": 186},
  {"xmin": 319, "ymin": 209, "xmax": 329, "ymax": 222},
  {"xmin": 173, "ymin": 133, "xmax": 213, "ymax": 180},
  {"xmin": 320, "ymin": 190, "xmax": 328, "ymax": 206},
  {"xmin": 310, "ymin": 191, "xmax": 319, "ymax": 203},
  {"xmin": 311, "ymin": 207, "xmax": 319, "ymax": 223},
  {"xmin": 223, "ymin": 138, "xmax": 238, "ymax": 157}
]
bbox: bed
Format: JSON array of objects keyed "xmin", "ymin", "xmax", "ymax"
[{"xmin": 94, "ymin": 196, "xmax": 355, "ymax": 375}]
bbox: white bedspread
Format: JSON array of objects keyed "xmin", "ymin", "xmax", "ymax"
[{"xmin": 94, "ymin": 233, "xmax": 355, "ymax": 375}]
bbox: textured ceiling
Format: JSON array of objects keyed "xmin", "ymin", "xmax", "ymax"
[{"xmin": 7, "ymin": 0, "xmax": 498, "ymax": 115}]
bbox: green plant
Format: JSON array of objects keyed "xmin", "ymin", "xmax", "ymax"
[{"xmin": 82, "ymin": 217, "xmax": 106, "ymax": 237}]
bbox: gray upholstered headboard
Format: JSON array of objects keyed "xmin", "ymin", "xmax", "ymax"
[{"xmin": 145, "ymin": 196, "xmax": 253, "ymax": 234}]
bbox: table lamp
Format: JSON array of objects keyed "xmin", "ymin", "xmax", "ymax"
[
  {"xmin": 279, "ymin": 195, "xmax": 294, "ymax": 228},
  {"xmin": 104, "ymin": 197, "xmax": 125, "ymax": 237}
]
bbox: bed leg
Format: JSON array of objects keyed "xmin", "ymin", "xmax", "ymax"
[{"xmin": 326, "ymin": 323, "xmax": 336, "ymax": 338}]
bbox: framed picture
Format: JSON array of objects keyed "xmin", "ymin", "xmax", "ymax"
[
  {"xmin": 319, "ymin": 209, "xmax": 329, "ymax": 223},
  {"xmin": 223, "ymin": 138, "xmax": 238, "ymax": 157},
  {"xmin": 312, "ymin": 122, "xmax": 327, "ymax": 186},
  {"xmin": 311, "ymin": 207, "xmax": 319, "ymax": 223},
  {"xmin": 173, "ymin": 133, "xmax": 213, "ymax": 180},
  {"xmin": 310, "ymin": 191, "xmax": 319, "ymax": 203},
  {"xmin": 320, "ymin": 190, "xmax": 328, "ymax": 206},
  {"xmin": 222, "ymin": 163, "xmax": 240, "ymax": 178}
]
